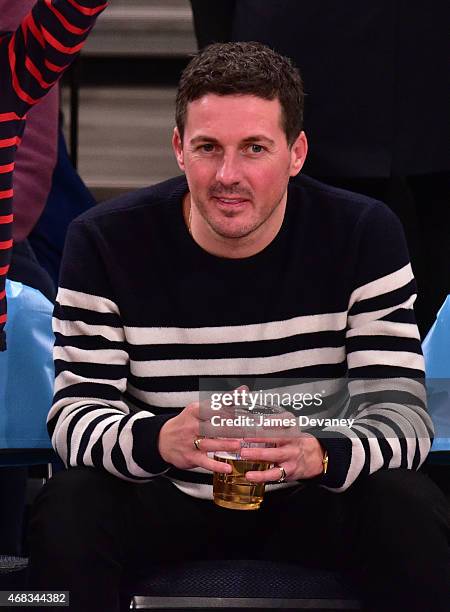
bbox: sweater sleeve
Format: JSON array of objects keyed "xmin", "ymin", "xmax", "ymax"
[
  {"xmin": 48, "ymin": 220, "xmax": 172, "ymax": 481},
  {"xmin": 2, "ymin": 0, "xmax": 107, "ymax": 116},
  {"xmin": 316, "ymin": 203, "xmax": 433, "ymax": 491},
  {"xmin": 0, "ymin": 0, "xmax": 107, "ymax": 353}
]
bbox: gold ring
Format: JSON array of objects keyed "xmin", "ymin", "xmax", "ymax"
[
  {"xmin": 277, "ymin": 466, "xmax": 287, "ymax": 483},
  {"xmin": 193, "ymin": 437, "xmax": 202, "ymax": 451}
]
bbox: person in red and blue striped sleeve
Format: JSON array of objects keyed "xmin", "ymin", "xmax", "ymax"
[{"xmin": 0, "ymin": 0, "xmax": 108, "ymax": 351}]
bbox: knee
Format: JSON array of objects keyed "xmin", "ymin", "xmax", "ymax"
[
  {"xmin": 364, "ymin": 468, "xmax": 442, "ymax": 501},
  {"xmin": 352, "ymin": 469, "xmax": 450, "ymax": 601},
  {"xmin": 33, "ymin": 466, "xmax": 122, "ymax": 515},
  {"xmin": 358, "ymin": 468, "xmax": 449, "ymax": 529},
  {"xmin": 28, "ymin": 467, "xmax": 126, "ymax": 556}
]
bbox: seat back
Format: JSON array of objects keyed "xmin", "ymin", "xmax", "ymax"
[
  {"xmin": 423, "ymin": 295, "xmax": 450, "ymax": 457},
  {"xmin": 0, "ymin": 280, "xmax": 54, "ymax": 451},
  {"xmin": 123, "ymin": 560, "xmax": 362, "ymax": 610}
]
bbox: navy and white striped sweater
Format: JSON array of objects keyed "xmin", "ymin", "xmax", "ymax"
[{"xmin": 49, "ymin": 174, "xmax": 433, "ymax": 497}]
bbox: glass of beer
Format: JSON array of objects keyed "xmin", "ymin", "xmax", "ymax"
[
  {"xmin": 213, "ymin": 445, "xmax": 272, "ymax": 510},
  {"xmin": 213, "ymin": 404, "xmax": 281, "ymax": 510}
]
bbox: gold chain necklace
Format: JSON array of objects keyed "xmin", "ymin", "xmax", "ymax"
[{"xmin": 187, "ymin": 200, "xmax": 193, "ymax": 236}]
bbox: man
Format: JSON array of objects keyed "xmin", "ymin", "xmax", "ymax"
[
  {"xmin": 29, "ymin": 43, "xmax": 449, "ymax": 612},
  {"xmin": 190, "ymin": 0, "xmax": 450, "ymax": 338}
]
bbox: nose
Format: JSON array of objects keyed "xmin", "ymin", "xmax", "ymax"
[{"xmin": 215, "ymin": 151, "xmax": 242, "ymax": 186}]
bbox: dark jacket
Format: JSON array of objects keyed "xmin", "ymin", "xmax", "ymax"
[{"xmin": 191, "ymin": 0, "xmax": 450, "ymax": 178}]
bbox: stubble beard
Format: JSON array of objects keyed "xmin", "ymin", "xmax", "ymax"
[{"xmin": 197, "ymin": 191, "xmax": 285, "ymax": 241}]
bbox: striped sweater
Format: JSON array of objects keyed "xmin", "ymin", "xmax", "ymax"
[
  {"xmin": 0, "ymin": 0, "xmax": 107, "ymax": 352},
  {"xmin": 49, "ymin": 175, "xmax": 433, "ymax": 497}
]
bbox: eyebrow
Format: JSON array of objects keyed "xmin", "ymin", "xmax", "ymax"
[
  {"xmin": 189, "ymin": 136, "xmax": 220, "ymax": 145},
  {"xmin": 189, "ymin": 135, "xmax": 276, "ymax": 146},
  {"xmin": 241, "ymin": 136, "xmax": 276, "ymax": 146}
]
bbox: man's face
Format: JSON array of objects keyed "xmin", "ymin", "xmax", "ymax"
[{"xmin": 173, "ymin": 94, "xmax": 307, "ymax": 253}]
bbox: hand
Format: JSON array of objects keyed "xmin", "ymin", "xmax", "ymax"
[
  {"xmin": 157, "ymin": 401, "xmax": 242, "ymax": 473},
  {"xmin": 239, "ymin": 434, "xmax": 325, "ymax": 482}
]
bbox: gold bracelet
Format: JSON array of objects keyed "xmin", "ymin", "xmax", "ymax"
[{"xmin": 322, "ymin": 450, "xmax": 329, "ymax": 475}]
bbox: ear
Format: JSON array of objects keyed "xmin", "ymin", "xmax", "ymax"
[
  {"xmin": 172, "ymin": 127, "xmax": 185, "ymax": 171},
  {"xmin": 289, "ymin": 131, "xmax": 308, "ymax": 177}
]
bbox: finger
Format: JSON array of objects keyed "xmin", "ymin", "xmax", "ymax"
[
  {"xmin": 191, "ymin": 399, "xmax": 224, "ymax": 422},
  {"xmin": 245, "ymin": 465, "xmax": 288, "ymax": 483},
  {"xmin": 244, "ymin": 437, "xmax": 282, "ymax": 445},
  {"xmin": 196, "ymin": 455, "xmax": 233, "ymax": 474},
  {"xmin": 243, "ymin": 437, "xmax": 286, "ymax": 445},
  {"xmin": 203, "ymin": 385, "xmax": 249, "ymax": 413},
  {"xmin": 201, "ymin": 420, "xmax": 249, "ymax": 439},
  {"xmin": 258, "ymin": 422, "xmax": 298, "ymax": 438},
  {"xmin": 194, "ymin": 438, "xmax": 242, "ymax": 453},
  {"xmin": 239, "ymin": 446, "xmax": 289, "ymax": 463},
  {"xmin": 187, "ymin": 402, "xmax": 201, "ymax": 418},
  {"xmin": 233, "ymin": 384, "xmax": 249, "ymax": 393},
  {"xmin": 254, "ymin": 409, "xmax": 295, "ymax": 422}
]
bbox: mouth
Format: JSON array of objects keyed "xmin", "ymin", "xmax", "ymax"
[{"xmin": 212, "ymin": 196, "xmax": 249, "ymax": 208}]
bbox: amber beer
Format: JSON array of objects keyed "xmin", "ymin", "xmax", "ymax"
[
  {"xmin": 213, "ymin": 452, "xmax": 272, "ymax": 510},
  {"xmin": 212, "ymin": 403, "xmax": 282, "ymax": 509}
]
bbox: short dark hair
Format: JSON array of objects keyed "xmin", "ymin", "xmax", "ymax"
[{"xmin": 175, "ymin": 41, "xmax": 304, "ymax": 146}]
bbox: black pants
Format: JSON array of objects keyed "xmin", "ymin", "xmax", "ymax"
[{"xmin": 27, "ymin": 467, "xmax": 449, "ymax": 612}]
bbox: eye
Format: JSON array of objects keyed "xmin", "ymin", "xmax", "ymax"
[
  {"xmin": 199, "ymin": 143, "xmax": 215, "ymax": 152},
  {"xmin": 248, "ymin": 144, "xmax": 264, "ymax": 154}
]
